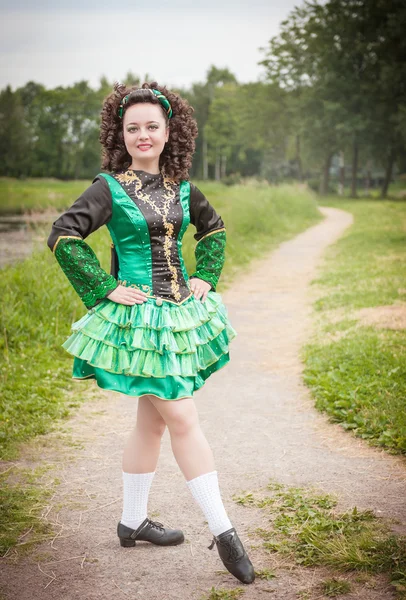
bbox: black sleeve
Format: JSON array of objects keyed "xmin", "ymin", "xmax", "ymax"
[
  {"xmin": 47, "ymin": 176, "xmax": 112, "ymax": 251},
  {"xmin": 47, "ymin": 176, "xmax": 118, "ymax": 310},
  {"xmin": 189, "ymin": 182, "xmax": 225, "ymax": 241}
]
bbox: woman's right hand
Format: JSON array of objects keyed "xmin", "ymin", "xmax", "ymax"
[{"xmin": 106, "ymin": 284, "xmax": 148, "ymax": 305}]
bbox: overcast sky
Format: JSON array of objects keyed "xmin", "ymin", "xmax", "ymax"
[{"xmin": 0, "ymin": 0, "xmax": 301, "ymax": 91}]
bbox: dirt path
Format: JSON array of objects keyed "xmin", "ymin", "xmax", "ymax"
[{"xmin": 1, "ymin": 206, "xmax": 405, "ymax": 600}]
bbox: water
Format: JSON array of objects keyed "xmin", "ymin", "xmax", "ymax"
[{"xmin": 0, "ymin": 213, "xmax": 55, "ymax": 269}]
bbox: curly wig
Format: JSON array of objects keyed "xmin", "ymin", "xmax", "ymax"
[{"xmin": 99, "ymin": 81, "xmax": 198, "ymax": 182}]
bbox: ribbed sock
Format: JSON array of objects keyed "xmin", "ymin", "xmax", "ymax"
[
  {"xmin": 186, "ymin": 470, "xmax": 233, "ymax": 536},
  {"xmin": 120, "ymin": 471, "xmax": 155, "ymax": 530}
]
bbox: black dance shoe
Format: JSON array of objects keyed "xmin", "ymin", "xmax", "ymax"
[
  {"xmin": 117, "ymin": 517, "xmax": 185, "ymax": 547},
  {"xmin": 208, "ymin": 527, "xmax": 255, "ymax": 584}
]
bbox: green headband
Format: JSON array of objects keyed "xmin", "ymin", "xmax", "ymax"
[{"xmin": 118, "ymin": 88, "xmax": 173, "ymax": 119}]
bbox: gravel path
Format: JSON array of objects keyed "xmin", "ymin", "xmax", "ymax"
[{"xmin": 1, "ymin": 206, "xmax": 405, "ymax": 600}]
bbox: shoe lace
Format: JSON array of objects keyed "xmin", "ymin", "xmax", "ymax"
[
  {"xmin": 148, "ymin": 519, "xmax": 165, "ymax": 532},
  {"xmin": 208, "ymin": 531, "xmax": 243, "ymax": 561},
  {"xmin": 218, "ymin": 534, "xmax": 243, "ymax": 562}
]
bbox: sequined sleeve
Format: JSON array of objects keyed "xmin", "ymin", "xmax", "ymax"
[
  {"xmin": 47, "ymin": 176, "xmax": 118, "ymax": 310},
  {"xmin": 188, "ymin": 183, "xmax": 226, "ymax": 292}
]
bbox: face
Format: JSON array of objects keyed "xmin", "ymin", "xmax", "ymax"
[{"xmin": 123, "ymin": 102, "xmax": 169, "ymax": 172}]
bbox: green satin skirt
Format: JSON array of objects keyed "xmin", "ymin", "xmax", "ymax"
[{"xmin": 63, "ymin": 291, "xmax": 237, "ymax": 401}]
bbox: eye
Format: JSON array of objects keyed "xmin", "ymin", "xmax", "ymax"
[
  {"xmin": 149, "ymin": 125, "xmax": 158, "ymax": 130},
  {"xmin": 127, "ymin": 127, "xmax": 137, "ymax": 133}
]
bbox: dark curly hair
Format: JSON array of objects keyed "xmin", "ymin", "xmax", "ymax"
[{"xmin": 99, "ymin": 81, "xmax": 198, "ymax": 182}]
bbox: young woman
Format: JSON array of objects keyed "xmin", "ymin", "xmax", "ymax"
[{"xmin": 47, "ymin": 81, "xmax": 255, "ymax": 585}]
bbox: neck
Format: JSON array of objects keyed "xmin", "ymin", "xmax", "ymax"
[{"xmin": 130, "ymin": 159, "xmax": 160, "ymax": 174}]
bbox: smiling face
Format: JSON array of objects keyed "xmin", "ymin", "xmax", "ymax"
[{"xmin": 123, "ymin": 102, "xmax": 170, "ymax": 174}]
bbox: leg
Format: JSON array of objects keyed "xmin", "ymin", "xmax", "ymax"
[
  {"xmin": 122, "ymin": 395, "xmax": 166, "ymax": 473},
  {"xmin": 147, "ymin": 395, "xmax": 232, "ymax": 535},
  {"xmin": 142, "ymin": 395, "xmax": 255, "ymax": 583},
  {"xmin": 147, "ymin": 395, "xmax": 214, "ymax": 480},
  {"xmin": 120, "ymin": 396, "xmax": 166, "ymax": 530}
]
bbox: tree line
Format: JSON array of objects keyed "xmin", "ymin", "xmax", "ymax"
[{"xmin": 0, "ymin": 0, "xmax": 405, "ymax": 198}]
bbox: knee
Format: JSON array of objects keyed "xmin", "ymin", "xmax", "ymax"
[
  {"xmin": 150, "ymin": 419, "xmax": 166, "ymax": 437},
  {"xmin": 138, "ymin": 413, "xmax": 166, "ymax": 438},
  {"xmin": 145, "ymin": 414, "xmax": 166, "ymax": 437},
  {"xmin": 166, "ymin": 409, "xmax": 199, "ymax": 437}
]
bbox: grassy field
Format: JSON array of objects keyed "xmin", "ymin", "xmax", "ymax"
[
  {"xmin": 0, "ymin": 178, "xmax": 322, "ymax": 555},
  {"xmin": 301, "ymin": 197, "xmax": 406, "ymax": 454},
  {"xmin": 0, "ymin": 177, "xmax": 89, "ymax": 215}
]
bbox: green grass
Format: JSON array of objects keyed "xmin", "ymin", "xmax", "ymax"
[
  {"xmin": 320, "ymin": 578, "xmax": 352, "ymax": 596},
  {"xmin": 254, "ymin": 568, "xmax": 276, "ymax": 580},
  {"xmin": 0, "ymin": 178, "xmax": 322, "ymax": 556},
  {"xmin": 200, "ymin": 588, "xmax": 245, "ymax": 600},
  {"xmin": 1, "ymin": 231, "xmax": 104, "ymax": 461},
  {"xmin": 301, "ymin": 198, "xmax": 406, "ymax": 453},
  {"xmin": 234, "ymin": 479, "xmax": 406, "ymax": 598},
  {"xmin": 0, "ymin": 177, "xmax": 90, "ymax": 215},
  {"xmin": 0, "ymin": 465, "xmax": 56, "ymax": 556}
]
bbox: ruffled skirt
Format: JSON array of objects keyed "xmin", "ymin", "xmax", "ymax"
[{"xmin": 62, "ymin": 291, "xmax": 237, "ymax": 401}]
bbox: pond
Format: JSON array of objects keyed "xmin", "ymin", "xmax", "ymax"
[{"xmin": 0, "ymin": 212, "xmax": 58, "ymax": 269}]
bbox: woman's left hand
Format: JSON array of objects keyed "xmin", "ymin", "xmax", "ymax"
[{"xmin": 189, "ymin": 277, "xmax": 211, "ymax": 302}]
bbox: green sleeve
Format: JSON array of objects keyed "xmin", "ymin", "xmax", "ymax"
[
  {"xmin": 54, "ymin": 237, "xmax": 118, "ymax": 310},
  {"xmin": 189, "ymin": 182, "xmax": 226, "ymax": 291},
  {"xmin": 189, "ymin": 229, "xmax": 226, "ymax": 291}
]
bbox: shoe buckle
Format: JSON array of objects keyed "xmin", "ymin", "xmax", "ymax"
[{"xmin": 130, "ymin": 517, "xmax": 149, "ymax": 539}]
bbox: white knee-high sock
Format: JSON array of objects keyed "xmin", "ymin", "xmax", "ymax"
[
  {"xmin": 186, "ymin": 470, "xmax": 233, "ymax": 537},
  {"xmin": 120, "ymin": 471, "xmax": 155, "ymax": 530}
]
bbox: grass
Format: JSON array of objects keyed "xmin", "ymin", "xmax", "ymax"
[
  {"xmin": 200, "ymin": 588, "xmax": 245, "ymax": 600},
  {"xmin": 0, "ymin": 465, "xmax": 56, "ymax": 556},
  {"xmin": 1, "ymin": 234, "xmax": 100, "ymax": 461},
  {"xmin": 233, "ymin": 479, "xmax": 406, "ymax": 598},
  {"xmin": 0, "ymin": 178, "xmax": 322, "ymax": 557},
  {"xmin": 320, "ymin": 578, "xmax": 352, "ymax": 596},
  {"xmin": 0, "ymin": 177, "xmax": 90, "ymax": 215},
  {"xmin": 301, "ymin": 197, "xmax": 406, "ymax": 453}
]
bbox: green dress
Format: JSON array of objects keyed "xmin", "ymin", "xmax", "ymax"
[{"xmin": 47, "ymin": 169, "xmax": 237, "ymax": 401}]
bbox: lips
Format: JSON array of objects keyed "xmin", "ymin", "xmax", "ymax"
[{"xmin": 138, "ymin": 144, "xmax": 152, "ymax": 150}]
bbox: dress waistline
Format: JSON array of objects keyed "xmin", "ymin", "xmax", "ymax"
[{"xmin": 117, "ymin": 279, "xmax": 194, "ymax": 306}]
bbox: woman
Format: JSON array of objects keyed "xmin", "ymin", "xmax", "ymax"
[{"xmin": 47, "ymin": 81, "xmax": 255, "ymax": 585}]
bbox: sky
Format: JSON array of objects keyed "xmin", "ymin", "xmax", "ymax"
[{"xmin": 0, "ymin": 0, "xmax": 301, "ymax": 91}]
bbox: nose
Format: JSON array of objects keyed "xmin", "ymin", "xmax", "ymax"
[{"xmin": 139, "ymin": 128, "xmax": 150, "ymax": 140}]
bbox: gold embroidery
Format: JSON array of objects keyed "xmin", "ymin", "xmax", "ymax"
[
  {"xmin": 117, "ymin": 279, "xmax": 151, "ymax": 293},
  {"xmin": 117, "ymin": 278, "xmax": 193, "ymax": 305},
  {"xmin": 52, "ymin": 235, "xmax": 82, "ymax": 254},
  {"xmin": 115, "ymin": 170, "xmax": 142, "ymax": 185},
  {"xmin": 195, "ymin": 227, "xmax": 226, "ymax": 247},
  {"xmin": 116, "ymin": 170, "xmax": 182, "ymax": 302}
]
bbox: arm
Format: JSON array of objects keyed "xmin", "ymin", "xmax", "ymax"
[
  {"xmin": 188, "ymin": 183, "xmax": 226, "ymax": 292},
  {"xmin": 47, "ymin": 176, "xmax": 118, "ymax": 310}
]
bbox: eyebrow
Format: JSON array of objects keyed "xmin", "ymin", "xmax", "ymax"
[{"xmin": 127, "ymin": 121, "xmax": 159, "ymax": 125}]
